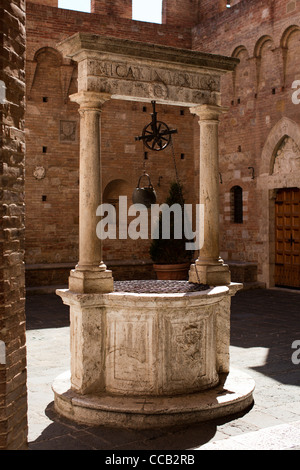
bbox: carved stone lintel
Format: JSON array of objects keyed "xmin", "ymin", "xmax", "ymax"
[{"xmin": 58, "ymin": 33, "xmax": 238, "ymax": 107}]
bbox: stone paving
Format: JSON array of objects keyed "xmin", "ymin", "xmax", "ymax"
[{"xmin": 25, "ymin": 287, "xmax": 300, "ymax": 450}]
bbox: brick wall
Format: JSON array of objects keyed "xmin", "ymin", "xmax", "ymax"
[
  {"xmin": 192, "ymin": 0, "xmax": 300, "ymax": 282},
  {"xmin": 91, "ymin": 0, "xmax": 132, "ymax": 18},
  {"xmin": 25, "ymin": 88, "xmax": 195, "ymax": 281},
  {"xmin": 26, "ymin": 3, "xmax": 192, "ymax": 53},
  {"xmin": 25, "ymin": 2, "xmax": 194, "ymax": 285},
  {"xmin": 0, "ymin": 0, "xmax": 27, "ymax": 450},
  {"xmin": 100, "ymin": 100, "xmax": 195, "ymax": 263},
  {"xmin": 91, "ymin": 0, "xmax": 201, "ymax": 27},
  {"xmin": 197, "ymin": 0, "xmax": 226, "ymax": 21},
  {"xmin": 24, "ymin": 0, "xmax": 300, "ymax": 287},
  {"xmin": 162, "ymin": 0, "xmax": 200, "ymax": 27}
]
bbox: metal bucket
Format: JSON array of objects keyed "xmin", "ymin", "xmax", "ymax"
[{"xmin": 132, "ymin": 173, "xmax": 156, "ymax": 208}]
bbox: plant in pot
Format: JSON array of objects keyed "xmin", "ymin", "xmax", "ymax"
[{"xmin": 149, "ymin": 181, "xmax": 194, "ymax": 280}]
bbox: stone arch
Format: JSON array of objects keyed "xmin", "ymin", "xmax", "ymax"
[
  {"xmin": 27, "ymin": 47, "xmax": 63, "ymax": 99},
  {"xmin": 280, "ymin": 25, "xmax": 300, "ymax": 86},
  {"xmin": 261, "ymin": 117, "xmax": 300, "ymax": 175},
  {"xmin": 30, "ymin": 47, "xmax": 63, "ymax": 101},
  {"xmin": 103, "ymin": 179, "xmax": 132, "ymax": 203},
  {"xmin": 253, "ymin": 35, "xmax": 274, "ymax": 59},
  {"xmin": 232, "ymin": 45, "xmax": 248, "ymax": 58},
  {"xmin": 254, "ymin": 35, "xmax": 279, "ymax": 91},
  {"xmin": 280, "ymin": 24, "xmax": 300, "ymax": 49},
  {"xmin": 33, "ymin": 46, "xmax": 63, "ymax": 66},
  {"xmin": 231, "ymin": 45, "xmax": 252, "ymax": 100}
]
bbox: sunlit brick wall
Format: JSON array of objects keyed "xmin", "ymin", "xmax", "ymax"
[
  {"xmin": 0, "ymin": 0, "xmax": 27, "ymax": 450},
  {"xmin": 193, "ymin": 0, "xmax": 300, "ymax": 279}
]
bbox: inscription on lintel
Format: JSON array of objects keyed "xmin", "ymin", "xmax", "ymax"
[{"xmin": 86, "ymin": 59, "xmax": 221, "ymax": 92}]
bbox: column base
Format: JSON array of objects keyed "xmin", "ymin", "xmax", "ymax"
[
  {"xmin": 52, "ymin": 368, "xmax": 255, "ymax": 429},
  {"xmin": 69, "ymin": 268, "xmax": 114, "ymax": 294},
  {"xmin": 189, "ymin": 262, "xmax": 231, "ymax": 286}
]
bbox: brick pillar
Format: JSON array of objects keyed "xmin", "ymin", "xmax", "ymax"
[
  {"xmin": 0, "ymin": 0, "xmax": 27, "ymax": 450},
  {"xmin": 91, "ymin": 0, "xmax": 132, "ymax": 18},
  {"xmin": 162, "ymin": 0, "xmax": 200, "ymax": 26}
]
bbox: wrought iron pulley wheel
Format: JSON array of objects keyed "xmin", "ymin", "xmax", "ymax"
[{"xmin": 135, "ymin": 101, "xmax": 177, "ymax": 151}]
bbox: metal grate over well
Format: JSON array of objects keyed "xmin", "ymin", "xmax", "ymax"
[{"xmin": 113, "ymin": 280, "xmax": 209, "ymax": 294}]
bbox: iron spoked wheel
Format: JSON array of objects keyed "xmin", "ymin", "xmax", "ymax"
[{"xmin": 142, "ymin": 121, "xmax": 172, "ymax": 151}]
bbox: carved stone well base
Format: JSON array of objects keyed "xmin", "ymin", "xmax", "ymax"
[
  {"xmin": 53, "ymin": 368, "xmax": 254, "ymax": 429},
  {"xmin": 53, "ymin": 281, "xmax": 254, "ymax": 428}
]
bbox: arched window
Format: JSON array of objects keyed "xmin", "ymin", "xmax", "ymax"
[
  {"xmin": 230, "ymin": 186, "xmax": 243, "ymax": 224},
  {"xmin": 132, "ymin": 0, "xmax": 163, "ymax": 24}
]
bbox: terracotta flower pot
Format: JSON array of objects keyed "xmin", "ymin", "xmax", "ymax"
[{"xmin": 153, "ymin": 262, "xmax": 191, "ymax": 280}]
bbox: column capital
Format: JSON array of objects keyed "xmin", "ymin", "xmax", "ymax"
[
  {"xmin": 189, "ymin": 104, "xmax": 228, "ymax": 121},
  {"xmin": 70, "ymin": 91, "xmax": 111, "ymax": 110}
]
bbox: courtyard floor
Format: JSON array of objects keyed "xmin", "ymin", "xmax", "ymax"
[{"xmin": 25, "ymin": 287, "xmax": 300, "ymax": 450}]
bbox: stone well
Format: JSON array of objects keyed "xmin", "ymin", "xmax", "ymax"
[
  {"xmin": 53, "ymin": 281, "xmax": 254, "ymax": 428},
  {"xmin": 52, "ymin": 34, "xmax": 255, "ymax": 429}
]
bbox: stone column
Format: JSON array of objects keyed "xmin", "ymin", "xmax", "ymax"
[
  {"xmin": 189, "ymin": 104, "xmax": 231, "ymax": 286},
  {"xmin": 68, "ymin": 91, "xmax": 114, "ymax": 293}
]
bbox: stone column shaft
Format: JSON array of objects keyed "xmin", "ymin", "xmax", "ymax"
[
  {"xmin": 198, "ymin": 114, "xmax": 220, "ymax": 264},
  {"xmin": 189, "ymin": 104, "xmax": 231, "ymax": 286},
  {"xmin": 78, "ymin": 106, "xmax": 103, "ymax": 270},
  {"xmin": 68, "ymin": 91, "xmax": 113, "ymax": 293}
]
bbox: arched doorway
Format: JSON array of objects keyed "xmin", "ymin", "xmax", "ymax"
[
  {"xmin": 275, "ymin": 187, "xmax": 300, "ymax": 288},
  {"xmin": 273, "ymin": 136, "xmax": 300, "ymax": 289},
  {"xmin": 260, "ymin": 118, "xmax": 300, "ymax": 288}
]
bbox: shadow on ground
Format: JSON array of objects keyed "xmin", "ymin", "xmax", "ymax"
[
  {"xmin": 26, "ymin": 293, "xmax": 70, "ymax": 330},
  {"xmin": 231, "ymin": 289, "xmax": 300, "ymax": 387},
  {"xmin": 28, "ymin": 402, "xmax": 253, "ymax": 450}
]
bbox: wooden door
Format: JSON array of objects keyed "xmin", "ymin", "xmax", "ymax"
[{"xmin": 275, "ymin": 188, "xmax": 300, "ymax": 288}]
